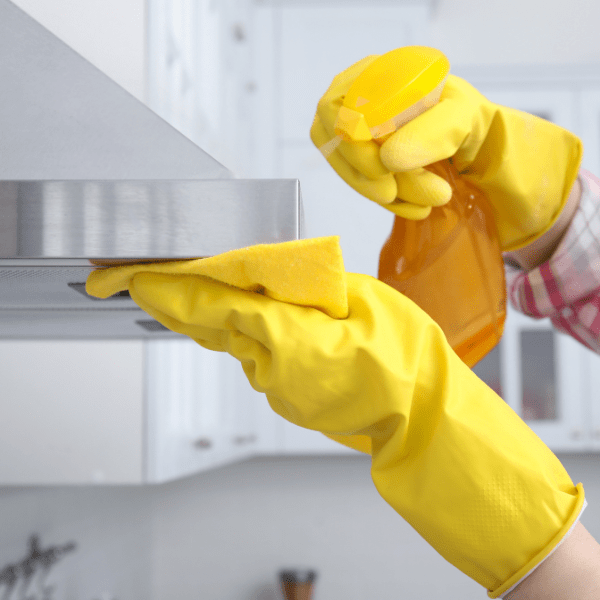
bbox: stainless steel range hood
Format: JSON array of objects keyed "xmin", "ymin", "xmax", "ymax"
[{"xmin": 0, "ymin": 0, "xmax": 303, "ymax": 339}]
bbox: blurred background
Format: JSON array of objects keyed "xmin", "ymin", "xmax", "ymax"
[{"xmin": 2, "ymin": 0, "xmax": 600, "ymax": 598}]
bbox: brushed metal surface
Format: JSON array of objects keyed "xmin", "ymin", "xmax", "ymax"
[
  {"xmin": 0, "ymin": 179, "xmax": 303, "ymax": 260},
  {"xmin": 0, "ymin": 179, "xmax": 303, "ymax": 338}
]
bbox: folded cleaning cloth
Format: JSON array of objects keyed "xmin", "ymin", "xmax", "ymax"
[
  {"xmin": 86, "ymin": 236, "xmax": 348, "ymax": 318},
  {"xmin": 86, "ymin": 236, "xmax": 370, "ymax": 453}
]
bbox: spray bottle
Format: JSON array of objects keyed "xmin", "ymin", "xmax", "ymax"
[{"xmin": 334, "ymin": 47, "xmax": 506, "ymax": 367}]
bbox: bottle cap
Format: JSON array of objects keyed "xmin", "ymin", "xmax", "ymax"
[{"xmin": 334, "ymin": 46, "xmax": 450, "ymax": 142}]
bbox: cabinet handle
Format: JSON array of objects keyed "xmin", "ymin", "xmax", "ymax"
[
  {"xmin": 232, "ymin": 23, "xmax": 246, "ymax": 42},
  {"xmin": 233, "ymin": 434, "xmax": 257, "ymax": 446},
  {"xmin": 593, "ymin": 429, "xmax": 600, "ymax": 439},
  {"xmin": 570, "ymin": 428, "xmax": 583, "ymax": 440},
  {"xmin": 193, "ymin": 437, "xmax": 213, "ymax": 450}
]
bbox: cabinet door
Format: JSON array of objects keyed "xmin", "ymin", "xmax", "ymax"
[
  {"xmin": 500, "ymin": 307, "xmax": 587, "ymax": 451},
  {"xmin": 220, "ymin": 353, "xmax": 260, "ymax": 460},
  {"xmin": 147, "ymin": 0, "xmax": 254, "ymax": 174},
  {"xmin": 579, "ymin": 88, "xmax": 600, "ymax": 176},
  {"xmin": 0, "ymin": 341, "xmax": 145, "ymax": 484},
  {"xmin": 457, "ymin": 85, "xmax": 588, "ymax": 450},
  {"xmin": 579, "ymin": 88, "xmax": 600, "ymax": 450},
  {"xmin": 145, "ymin": 340, "xmax": 254, "ymax": 483}
]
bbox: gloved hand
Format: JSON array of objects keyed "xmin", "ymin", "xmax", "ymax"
[
  {"xmin": 311, "ymin": 59, "xmax": 583, "ymax": 251},
  {"xmin": 86, "ymin": 238, "xmax": 585, "ymax": 598}
]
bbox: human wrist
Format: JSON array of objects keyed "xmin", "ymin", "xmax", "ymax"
[
  {"xmin": 503, "ymin": 175, "xmax": 581, "ymax": 271},
  {"xmin": 504, "ymin": 522, "xmax": 600, "ymax": 600}
]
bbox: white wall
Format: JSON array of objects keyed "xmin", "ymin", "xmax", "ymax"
[
  {"xmin": 0, "ymin": 485, "xmax": 153, "ymax": 600},
  {"xmin": 149, "ymin": 453, "xmax": 600, "ymax": 600},
  {"xmin": 150, "ymin": 455, "xmax": 485, "ymax": 600},
  {"xmin": 8, "ymin": 0, "xmax": 146, "ymax": 101},
  {"xmin": 430, "ymin": 0, "xmax": 600, "ymax": 66}
]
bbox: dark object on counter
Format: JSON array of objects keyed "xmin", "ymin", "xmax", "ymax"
[
  {"xmin": 278, "ymin": 570, "xmax": 317, "ymax": 600},
  {"xmin": 0, "ymin": 534, "xmax": 76, "ymax": 600}
]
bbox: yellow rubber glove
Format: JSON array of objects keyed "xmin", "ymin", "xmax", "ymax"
[
  {"xmin": 311, "ymin": 60, "xmax": 583, "ymax": 251},
  {"xmin": 309, "ymin": 56, "xmax": 414, "ymax": 216},
  {"xmin": 86, "ymin": 238, "xmax": 585, "ymax": 598}
]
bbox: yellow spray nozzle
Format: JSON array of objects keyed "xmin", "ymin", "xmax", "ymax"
[
  {"xmin": 334, "ymin": 105, "xmax": 373, "ymax": 142},
  {"xmin": 336, "ymin": 46, "xmax": 450, "ymax": 142}
]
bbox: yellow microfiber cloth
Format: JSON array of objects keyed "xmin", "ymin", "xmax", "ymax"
[
  {"xmin": 86, "ymin": 235, "xmax": 370, "ymax": 453},
  {"xmin": 86, "ymin": 236, "xmax": 348, "ymax": 319}
]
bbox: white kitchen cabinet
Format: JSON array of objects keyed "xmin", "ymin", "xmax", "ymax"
[
  {"xmin": 0, "ymin": 339, "xmax": 259, "ymax": 484},
  {"xmin": 579, "ymin": 88, "xmax": 600, "ymax": 176},
  {"xmin": 145, "ymin": 340, "xmax": 260, "ymax": 483},
  {"xmin": 0, "ymin": 340, "xmax": 146, "ymax": 484},
  {"xmin": 147, "ymin": 0, "xmax": 254, "ymax": 176}
]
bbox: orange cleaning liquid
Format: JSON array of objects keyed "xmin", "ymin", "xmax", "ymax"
[
  {"xmin": 378, "ymin": 160, "xmax": 506, "ymax": 367},
  {"xmin": 333, "ymin": 46, "xmax": 507, "ymax": 366}
]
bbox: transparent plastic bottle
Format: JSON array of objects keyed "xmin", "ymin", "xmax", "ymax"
[
  {"xmin": 378, "ymin": 159, "xmax": 506, "ymax": 367},
  {"xmin": 334, "ymin": 46, "xmax": 506, "ymax": 366}
]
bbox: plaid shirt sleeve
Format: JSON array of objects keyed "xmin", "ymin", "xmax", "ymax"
[{"xmin": 504, "ymin": 169, "xmax": 600, "ymax": 353}]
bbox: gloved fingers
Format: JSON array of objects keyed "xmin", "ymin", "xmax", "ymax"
[
  {"xmin": 228, "ymin": 332, "xmax": 275, "ymax": 394},
  {"xmin": 384, "ymin": 199, "xmax": 432, "ymax": 220},
  {"xmin": 338, "ymin": 138, "xmax": 390, "ymax": 180},
  {"xmin": 311, "ymin": 114, "xmax": 391, "ymax": 182},
  {"xmin": 195, "ymin": 339, "xmax": 229, "ymax": 353},
  {"xmin": 394, "ymin": 169, "xmax": 453, "ymax": 208},
  {"xmin": 328, "ymin": 149, "xmax": 398, "ymax": 206},
  {"xmin": 379, "ymin": 77, "xmax": 476, "ymax": 172},
  {"xmin": 130, "ymin": 272, "xmax": 277, "ymax": 388},
  {"xmin": 129, "ymin": 271, "xmax": 256, "ymax": 327},
  {"xmin": 129, "ymin": 271, "xmax": 338, "ymax": 399},
  {"xmin": 128, "ymin": 271, "xmax": 322, "ymax": 352},
  {"xmin": 312, "ymin": 55, "xmax": 391, "ymax": 183},
  {"xmin": 312, "ymin": 130, "xmax": 398, "ymax": 205},
  {"xmin": 128, "ymin": 276, "xmax": 231, "ymax": 349},
  {"xmin": 381, "ymin": 167, "xmax": 454, "ymax": 219}
]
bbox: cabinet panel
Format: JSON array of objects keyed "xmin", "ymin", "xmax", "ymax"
[
  {"xmin": 0, "ymin": 341, "xmax": 144, "ymax": 484},
  {"xmin": 145, "ymin": 340, "xmax": 254, "ymax": 483},
  {"xmin": 579, "ymin": 89, "xmax": 600, "ymax": 175},
  {"xmin": 588, "ymin": 349, "xmax": 600, "ymax": 450},
  {"xmin": 220, "ymin": 353, "xmax": 260, "ymax": 459},
  {"xmin": 500, "ymin": 307, "xmax": 587, "ymax": 451},
  {"xmin": 283, "ymin": 422, "xmax": 360, "ymax": 455}
]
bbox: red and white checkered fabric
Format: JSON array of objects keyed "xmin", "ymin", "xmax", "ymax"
[{"xmin": 505, "ymin": 169, "xmax": 600, "ymax": 353}]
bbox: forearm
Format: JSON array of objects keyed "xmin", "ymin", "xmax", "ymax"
[
  {"xmin": 503, "ymin": 176, "xmax": 582, "ymax": 271},
  {"xmin": 505, "ymin": 522, "xmax": 600, "ymax": 599},
  {"xmin": 493, "ymin": 173, "xmax": 600, "ymax": 599}
]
